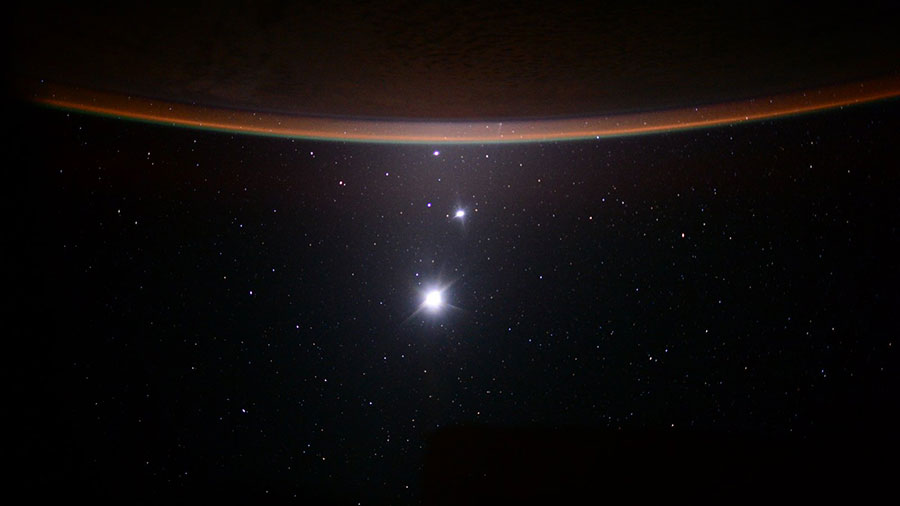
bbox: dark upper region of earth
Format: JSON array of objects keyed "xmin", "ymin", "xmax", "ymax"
[{"xmin": 10, "ymin": 1, "xmax": 900, "ymax": 119}]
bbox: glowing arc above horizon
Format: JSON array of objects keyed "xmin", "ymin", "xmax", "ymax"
[{"xmin": 24, "ymin": 76, "xmax": 900, "ymax": 144}]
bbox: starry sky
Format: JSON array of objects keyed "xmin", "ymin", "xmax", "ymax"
[{"xmin": 10, "ymin": 97, "xmax": 899, "ymax": 502}]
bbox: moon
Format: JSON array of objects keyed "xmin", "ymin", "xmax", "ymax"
[{"xmin": 423, "ymin": 290, "xmax": 443, "ymax": 311}]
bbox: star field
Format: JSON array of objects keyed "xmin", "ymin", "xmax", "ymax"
[{"xmin": 10, "ymin": 99, "xmax": 900, "ymax": 503}]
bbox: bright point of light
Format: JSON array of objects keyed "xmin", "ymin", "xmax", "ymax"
[
  {"xmin": 423, "ymin": 290, "xmax": 443, "ymax": 310},
  {"xmin": 433, "ymin": 150, "xmax": 440, "ymax": 156},
  {"xmin": 454, "ymin": 210, "xmax": 465, "ymax": 218}
]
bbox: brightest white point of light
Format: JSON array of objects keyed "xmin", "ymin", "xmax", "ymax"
[
  {"xmin": 433, "ymin": 150, "xmax": 440, "ymax": 156},
  {"xmin": 423, "ymin": 290, "xmax": 443, "ymax": 310},
  {"xmin": 454, "ymin": 210, "xmax": 465, "ymax": 218}
]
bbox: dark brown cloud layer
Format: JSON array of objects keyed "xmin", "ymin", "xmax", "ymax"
[{"xmin": 12, "ymin": 1, "xmax": 899, "ymax": 119}]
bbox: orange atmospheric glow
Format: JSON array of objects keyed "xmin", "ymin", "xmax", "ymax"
[{"xmin": 26, "ymin": 76, "xmax": 900, "ymax": 143}]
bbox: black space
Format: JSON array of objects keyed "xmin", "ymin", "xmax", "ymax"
[{"xmin": 9, "ymin": 99, "xmax": 900, "ymax": 503}]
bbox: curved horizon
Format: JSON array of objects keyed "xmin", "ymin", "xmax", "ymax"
[{"xmin": 25, "ymin": 76, "xmax": 900, "ymax": 144}]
